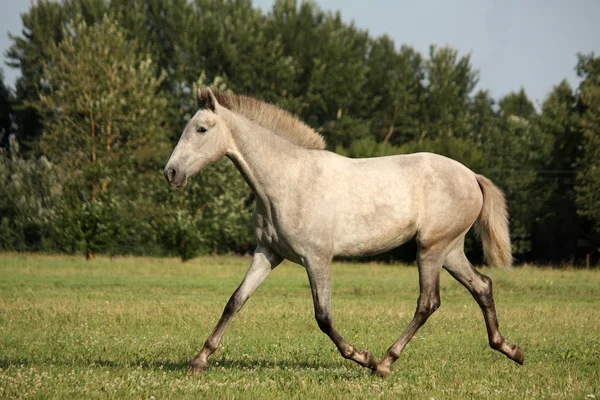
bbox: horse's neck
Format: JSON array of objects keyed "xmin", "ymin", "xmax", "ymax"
[{"xmin": 223, "ymin": 111, "xmax": 305, "ymax": 204}]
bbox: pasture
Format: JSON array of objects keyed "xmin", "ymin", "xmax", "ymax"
[{"xmin": 0, "ymin": 254, "xmax": 598, "ymax": 399}]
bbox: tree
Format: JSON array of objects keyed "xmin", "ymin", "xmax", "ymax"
[
  {"xmin": 5, "ymin": 0, "xmax": 109, "ymax": 152},
  {"xmin": 31, "ymin": 14, "xmax": 168, "ymax": 182},
  {"xmin": 575, "ymin": 53, "xmax": 600, "ymax": 243},
  {"xmin": 28, "ymin": 14, "xmax": 169, "ymax": 258},
  {"xmin": 109, "ymin": 0, "xmax": 202, "ymax": 143},
  {"xmin": 364, "ymin": 39, "xmax": 424, "ymax": 146},
  {"xmin": 266, "ymin": 0, "xmax": 329, "ymax": 101},
  {"xmin": 265, "ymin": 0, "xmax": 372, "ymax": 148},
  {"xmin": 470, "ymin": 90, "xmax": 498, "ymax": 145},
  {"xmin": 0, "ymin": 70, "xmax": 15, "ymax": 149},
  {"xmin": 303, "ymin": 10, "xmax": 370, "ymax": 147},
  {"xmin": 533, "ymin": 80, "xmax": 582, "ymax": 262},
  {"xmin": 0, "ymin": 135, "xmax": 64, "ymax": 252},
  {"xmin": 421, "ymin": 45, "xmax": 478, "ymax": 141},
  {"xmin": 483, "ymin": 90, "xmax": 553, "ymax": 257},
  {"xmin": 3, "ymin": 0, "xmax": 597, "ymax": 264}
]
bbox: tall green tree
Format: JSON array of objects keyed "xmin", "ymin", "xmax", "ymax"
[
  {"xmin": 533, "ymin": 80, "xmax": 582, "ymax": 261},
  {"xmin": 303, "ymin": 11, "xmax": 370, "ymax": 147},
  {"xmin": 266, "ymin": 0, "xmax": 329, "ymax": 101},
  {"xmin": 0, "ymin": 70, "xmax": 15, "ymax": 149},
  {"xmin": 266, "ymin": 0, "xmax": 372, "ymax": 148},
  {"xmin": 5, "ymin": 0, "xmax": 109, "ymax": 152},
  {"xmin": 109, "ymin": 0, "xmax": 199, "ymax": 142},
  {"xmin": 28, "ymin": 14, "xmax": 169, "ymax": 258},
  {"xmin": 421, "ymin": 45, "xmax": 478, "ymax": 140},
  {"xmin": 470, "ymin": 90, "xmax": 498, "ymax": 145},
  {"xmin": 483, "ymin": 90, "xmax": 553, "ymax": 256},
  {"xmin": 32, "ymin": 15, "xmax": 168, "ymax": 172},
  {"xmin": 5, "ymin": 0, "xmax": 66, "ymax": 151},
  {"xmin": 575, "ymin": 53, "xmax": 600, "ymax": 241},
  {"xmin": 364, "ymin": 39, "xmax": 424, "ymax": 145}
]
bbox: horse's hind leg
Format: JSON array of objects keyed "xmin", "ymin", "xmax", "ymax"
[
  {"xmin": 374, "ymin": 244, "xmax": 445, "ymax": 378},
  {"xmin": 305, "ymin": 257, "xmax": 378, "ymax": 371},
  {"xmin": 443, "ymin": 242, "xmax": 524, "ymax": 365}
]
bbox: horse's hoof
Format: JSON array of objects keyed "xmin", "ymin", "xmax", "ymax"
[
  {"xmin": 358, "ymin": 350, "xmax": 378, "ymax": 370},
  {"xmin": 189, "ymin": 361, "xmax": 209, "ymax": 375},
  {"xmin": 511, "ymin": 345, "xmax": 524, "ymax": 365},
  {"xmin": 372, "ymin": 364, "xmax": 391, "ymax": 378}
]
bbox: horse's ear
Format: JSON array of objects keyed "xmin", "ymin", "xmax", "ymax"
[{"xmin": 196, "ymin": 87, "xmax": 218, "ymax": 111}]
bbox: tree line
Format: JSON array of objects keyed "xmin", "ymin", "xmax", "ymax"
[{"xmin": 0, "ymin": 0, "xmax": 598, "ymax": 264}]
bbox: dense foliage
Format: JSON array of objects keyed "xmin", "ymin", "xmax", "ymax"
[{"xmin": 1, "ymin": 0, "xmax": 598, "ymax": 264}]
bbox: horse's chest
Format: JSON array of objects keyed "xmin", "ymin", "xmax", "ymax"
[{"xmin": 252, "ymin": 206, "xmax": 307, "ymax": 263}]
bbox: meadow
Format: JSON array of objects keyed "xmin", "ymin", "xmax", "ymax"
[{"xmin": 0, "ymin": 253, "xmax": 598, "ymax": 399}]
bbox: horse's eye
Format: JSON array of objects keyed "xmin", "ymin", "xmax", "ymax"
[{"xmin": 197, "ymin": 127, "xmax": 207, "ymax": 134}]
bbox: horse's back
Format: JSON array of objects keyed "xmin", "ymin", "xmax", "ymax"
[{"xmin": 328, "ymin": 151, "xmax": 479, "ymax": 199}]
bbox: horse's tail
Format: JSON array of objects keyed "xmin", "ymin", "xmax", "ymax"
[{"xmin": 474, "ymin": 174, "xmax": 513, "ymax": 268}]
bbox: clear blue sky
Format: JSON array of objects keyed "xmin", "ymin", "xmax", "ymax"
[{"xmin": 2, "ymin": 0, "xmax": 599, "ymax": 106}]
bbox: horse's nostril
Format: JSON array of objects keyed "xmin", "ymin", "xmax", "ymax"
[{"xmin": 164, "ymin": 168, "xmax": 177, "ymax": 183}]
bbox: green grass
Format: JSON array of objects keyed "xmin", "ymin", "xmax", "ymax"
[{"xmin": 0, "ymin": 254, "xmax": 599, "ymax": 399}]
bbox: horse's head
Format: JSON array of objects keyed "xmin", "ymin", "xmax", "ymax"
[{"xmin": 164, "ymin": 88, "xmax": 231, "ymax": 187}]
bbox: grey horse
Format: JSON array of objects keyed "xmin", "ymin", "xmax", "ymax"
[{"xmin": 164, "ymin": 88, "xmax": 524, "ymax": 377}]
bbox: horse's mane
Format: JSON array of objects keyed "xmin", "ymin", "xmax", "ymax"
[{"xmin": 197, "ymin": 88, "xmax": 326, "ymax": 150}]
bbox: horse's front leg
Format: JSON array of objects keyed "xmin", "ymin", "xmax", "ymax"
[
  {"xmin": 189, "ymin": 246, "xmax": 282, "ymax": 374},
  {"xmin": 305, "ymin": 257, "xmax": 378, "ymax": 371}
]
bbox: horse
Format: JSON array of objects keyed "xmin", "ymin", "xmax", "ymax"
[{"xmin": 163, "ymin": 87, "xmax": 524, "ymax": 377}]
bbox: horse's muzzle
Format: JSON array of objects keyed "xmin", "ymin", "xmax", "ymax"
[{"xmin": 164, "ymin": 167, "xmax": 187, "ymax": 187}]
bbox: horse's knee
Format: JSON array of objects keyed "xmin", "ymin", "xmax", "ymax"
[
  {"xmin": 479, "ymin": 274, "xmax": 493, "ymax": 296},
  {"xmin": 222, "ymin": 301, "xmax": 236, "ymax": 317},
  {"xmin": 474, "ymin": 274, "xmax": 495, "ymax": 308},
  {"xmin": 223, "ymin": 290, "xmax": 244, "ymax": 317},
  {"xmin": 416, "ymin": 296, "xmax": 440, "ymax": 320}
]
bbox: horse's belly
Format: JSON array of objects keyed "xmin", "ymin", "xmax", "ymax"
[
  {"xmin": 328, "ymin": 170, "xmax": 419, "ymax": 258},
  {"xmin": 333, "ymin": 217, "xmax": 417, "ymax": 258}
]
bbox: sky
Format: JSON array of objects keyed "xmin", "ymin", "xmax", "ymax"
[{"xmin": 1, "ymin": 0, "xmax": 599, "ymax": 107}]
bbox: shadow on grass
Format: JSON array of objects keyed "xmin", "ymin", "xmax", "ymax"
[{"xmin": 0, "ymin": 356, "xmax": 347, "ymax": 374}]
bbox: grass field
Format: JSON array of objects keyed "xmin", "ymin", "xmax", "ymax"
[{"xmin": 0, "ymin": 254, "xmax": 599, "ymax": 399}]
